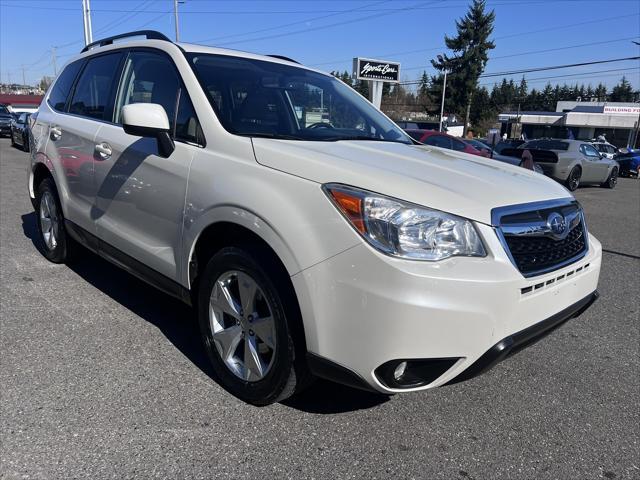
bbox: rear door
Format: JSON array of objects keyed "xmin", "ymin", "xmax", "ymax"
[
  {"xmin": 40, "ymin": 54, "xmax": 125, "ymax": 234},
  {"xmin": 93, "ymin": 49, "xmax": 203, "ymax": 281}
]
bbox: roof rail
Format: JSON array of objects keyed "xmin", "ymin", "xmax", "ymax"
[
  {"xmin": 267, "ymin": 55, "xmax": 300, "ymax": 64},
  {"xmin": 81, "ymin": 30, "xmax": 172, "ymax": 53}
]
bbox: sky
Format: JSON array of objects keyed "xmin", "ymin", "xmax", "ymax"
[{"xmin": 1, "ymin": 0, "xmax": 639, "ymax": 92}]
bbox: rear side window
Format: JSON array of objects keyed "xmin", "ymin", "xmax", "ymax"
[
  {"xmin": 48, "ymin": 60, "xmax": 84, "ymax": 111},
  {"xmin": 69, "ymin": 53, "xmax": 122, "ymax": 120},
  {"xmin": 424, "ymin": 135, "xmax": 452, "ymax": 149},
  {"xmin": 406, "ymin": 131, "xmax": 424, "ymax": 141},
  {"xmin": 452, "ymin": 139, "xmax": 467, "ymax": 151},
  {"xmin": 523, "ymin": 140, "xmax": 569, "ymax": 151}
]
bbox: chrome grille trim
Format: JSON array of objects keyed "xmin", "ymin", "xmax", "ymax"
[{"xmin": 491, "ymin": 199, "xmax": 589, "ymax": 278}]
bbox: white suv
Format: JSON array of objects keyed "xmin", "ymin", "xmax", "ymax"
[{"xmin": 28, "ymin": 31, "xmax": 601, "ymax": 405}]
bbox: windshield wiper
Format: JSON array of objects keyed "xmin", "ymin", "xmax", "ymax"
[
  {"xmin": 236, "ymin": 132, "xmax": 306, "ymax": 141},
  {"xmin": 321, "ymin": 135, "xmax": 410, "ymax": 144}
]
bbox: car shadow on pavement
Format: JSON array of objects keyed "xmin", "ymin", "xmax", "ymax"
[{"xmin": 20, "ymin": 212, "xmax": 389, "ymax": 414}]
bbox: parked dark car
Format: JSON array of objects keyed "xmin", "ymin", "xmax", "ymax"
[
  {"xmin": 0, "ymin": 104, "xmax": 13, "ymax": 137},
  {"xmin": 396, "ymin": 120, "xmax": 440, "ymax": 130},
  {"xmin": 615, "ymin": 149, "xmax": 640, "ymax": 178},
  {"xmin": 407, "ymin": 130, "xmax": 487, "ymax": 157},
  {"xmin": 479, "ymin": 138, "xmax": 526, "ymax": 154},
  {"xmin": 464, "ymin": 139, "xmax": 544, "ymax": 174},
  {"xmin": 10, "ymin": 112, "xmax": 31, "ymax": 151}
]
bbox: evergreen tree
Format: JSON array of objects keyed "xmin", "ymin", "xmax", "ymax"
[
  {"xmin": 594, "ymin": 83, "xmax": 608, "ymax": 102},
  {"xmin": 431, "ymin": 0, "xmax": 495, "ymax": 133},
  {"xmin": 517, "ymin": 76, "xmax": 528, "ymax": 101},
  {"xmin": 610, "ymin": 76, "xmax": 634, "ymax": 102}
]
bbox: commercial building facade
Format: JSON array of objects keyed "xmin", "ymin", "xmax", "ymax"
[{"xmin": 499, "ymin": 101, "xmax": 640, "ymax": 148}]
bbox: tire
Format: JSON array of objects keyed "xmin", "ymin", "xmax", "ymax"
[
  {"xmin": 602, "ymin": 167, "xmax": 618, "ymax": 189},
  {"xmin": 22, "ymin": 134, "xmax": 30, "ymax": 152},
  {"xmin": 35, "ymin": 178, "xmax": 72, "ymax": 263},
  {"xmin": 565, "ymin": 166, "xmax": 581, "ymax": 191},
  {"xmin": 10, "ymin": 133, "xmax": 16, "ymax": 148},
  {"xmin": 197, "ymin": 246, "xmax": 310, "ymax": 405}
]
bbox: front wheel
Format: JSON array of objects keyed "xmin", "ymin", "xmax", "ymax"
[
  {"xmin": 197, "ymin": 246, "xmax": 309, "ymax": 405},
  {"xmin": 22, "ymin": 133, "xmax": 30, "ymax": 152},
  {"xmin": 565, "ymin": 166, "xmax": 581, "ymax": 191},
  {"xmin": 602, "ymin": 167, "xmax": 618, "ymax": 189}
]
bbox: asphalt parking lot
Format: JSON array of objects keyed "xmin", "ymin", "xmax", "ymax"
[{"xmin": 1, "ymin": 137, "xmax": 638, "ymax": 479}]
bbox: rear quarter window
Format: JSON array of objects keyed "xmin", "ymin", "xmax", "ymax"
[{"xmin": 47, "ymin": 60, "xmax": 84, "ymax": 112}]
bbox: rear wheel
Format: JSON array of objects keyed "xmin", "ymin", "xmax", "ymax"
[
  {"xmin": 22, "ymin": 133, "xmax": 30, "ymax": 152},
  {"xmin": 565, "ymin": 166, "xmax": 581, "ymax": 191},
  {"xmin": 197, "ymin": 246, "xmax": 309, "ymax": 405},
  {"xmin": 602, "ymin": 167, "xmax": 618, "ymax": 189},
  {"xmin": 35, "ymin": 178, "xmax": 72, "ymax": 263}
]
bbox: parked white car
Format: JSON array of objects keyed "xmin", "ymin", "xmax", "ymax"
[{"xmin": 28, "ymin": 31, "xmax": 601, "ymax": 405}]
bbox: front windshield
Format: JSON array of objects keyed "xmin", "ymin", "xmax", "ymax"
[{"xmin": 187, "ymin": 53, "xmax": 411, "ymax": 144}]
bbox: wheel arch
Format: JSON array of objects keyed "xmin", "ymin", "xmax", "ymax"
[
  {"xmin": 30, "ymin": 162, "xmax": 54, "ymax": 200},
  {"xmin": 188, "ymin": 219, "xmax": 309, "ymax": 358}
]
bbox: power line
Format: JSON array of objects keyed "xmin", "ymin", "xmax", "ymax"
[
  {"xmin": 309, "ymin": 13, "xmax": 640, "ymax": 68},
  {"xmin": 398, "ymin": 56, "xmax": 640, "ymax": 85},
  {"xmin": 190, "ymin": 0, "xmax": 394, "ymax": 44},
  {"xmin": 211, "ymin": 0, "xmax": 446, "ymax": 47},
  {"xmin": 401, "ymin": 36, "xmax": 639, "ymax": 72},
  {"xmin": 478, "ymin": 68, "xmax": 640, "ymax": 87}
]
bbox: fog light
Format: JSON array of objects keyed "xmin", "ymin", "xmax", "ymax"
[
  {"xmin": 375, "ymin": 357, "xmax": 461, "ymax": 389},
  {"xmin": 394, "ymin": 361, "xmax": 408, "ymax": 380}
]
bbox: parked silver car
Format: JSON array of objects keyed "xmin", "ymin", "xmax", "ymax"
[{"xmin": 506, "ymin": 139, "xmax": 619, "ymax": 191}]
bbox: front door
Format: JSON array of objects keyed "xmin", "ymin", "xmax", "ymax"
[
  {"xmin": 93, "ymin": 49, "xmax": 203, "ymax": 281},
  {"xmin": 580, "ymin": 143, "xmax": 609, "ymax": 182}
]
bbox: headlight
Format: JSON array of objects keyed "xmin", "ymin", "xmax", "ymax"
[{"xmin": 324, "ymin": 184, "xmax": 486, "ymax": 261}]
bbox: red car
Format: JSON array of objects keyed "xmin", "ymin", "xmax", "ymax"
[{"xmin": 406, "ymin": 129, "xmax": 488, "ymax": 157}]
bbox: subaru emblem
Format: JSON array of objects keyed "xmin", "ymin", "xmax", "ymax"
[{"xmin": 547, "ymin": 212, "xmax": 567, "ymax": 239}]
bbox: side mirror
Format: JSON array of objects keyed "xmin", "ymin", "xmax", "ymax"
[{"xmin": 122, "ymin": 103, "xmax": 175, "ymax": 158}]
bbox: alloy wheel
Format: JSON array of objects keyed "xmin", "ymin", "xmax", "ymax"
[
  {"xmin": 209, "ymin": 270, "xmax": 276, "ymax": 382},
  {"xmin": 39, "ymin": 191, "xmax": 59, "ymax": 251},
  {"xmin": 569, "ymin": 169, "xmax": 580, "ymax": 190}
]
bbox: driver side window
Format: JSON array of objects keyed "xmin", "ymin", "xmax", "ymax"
[{"xmin": 580, "ymin": 144, "xmax": 600, "ymax": 158}]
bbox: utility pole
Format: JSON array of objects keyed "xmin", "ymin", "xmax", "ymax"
[
  {"xmin": 7, "ymin": 72, "xmax": 11, "ymax": 85},
  {"xmin": 21, "ymin": 65, "xmax": 26, "ymax": 87},
  {"xmin": 51, "ymin": 47, "xmax": 58, "ymax": 76},
  {"xmin": 82, "ymin": 0, "xmax": 93, "ymax": 46},
  {"xmin": 174, "ymin": 0, "xmax": 180, "ymax": 41},
  {"xmin": 439, "ymin": 70, "xmax": 448, "ymax": 132}
]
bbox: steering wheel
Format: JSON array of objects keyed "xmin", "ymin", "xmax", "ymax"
[{"xmin": 307, "ymin": 122, "xmax": 335, "ymax": 130}]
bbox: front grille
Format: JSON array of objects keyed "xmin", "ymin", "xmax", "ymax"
[
  {"xmin": 493, "ymin": 200, "xmax": 588, "ymax": 277},
  {"xmin": 505, "ymin": 222, "xmax": 586, "ymax": 275}
]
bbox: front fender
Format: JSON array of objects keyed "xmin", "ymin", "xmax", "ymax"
[{"xmin": 180, "ymin": 148, "xmax": 361, "ymax": 288}]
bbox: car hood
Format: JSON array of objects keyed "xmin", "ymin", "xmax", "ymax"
[{"xmin": 252, "ymin": 139, "xmax": 573, "ymax": 225}]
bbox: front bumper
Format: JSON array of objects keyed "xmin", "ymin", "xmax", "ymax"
[{"xmin": 292, "ymin": 224, "xmax": 602, "ymax": 394}]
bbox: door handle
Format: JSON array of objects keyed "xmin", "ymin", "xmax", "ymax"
[
  {"xmin": 50, "ymin": 126, "xmax": 62, "ymax": 141},
  {"xmin": 95, "ymin": 142, "xmax": 112, "ymax": 159}
]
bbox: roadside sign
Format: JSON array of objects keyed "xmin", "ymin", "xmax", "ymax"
[{"xmin": 353, "ymin": 58, "xmax": 400, "ymax": 83}]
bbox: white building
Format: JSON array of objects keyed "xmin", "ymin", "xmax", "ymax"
[{"xmin": 499, "ymin": 101, "xmax": 640, "ymax": 148}]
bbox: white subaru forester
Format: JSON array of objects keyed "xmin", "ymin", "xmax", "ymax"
[{"xmin": 28, "ymin": 31, "xmax": 600, "ymax": 405}]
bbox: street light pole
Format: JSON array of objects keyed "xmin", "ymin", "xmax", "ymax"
[
  {"xmin": 174, "ymin": 0, "xmax": 180, "ymax": 41},
  {"xmin": 82, "ymin": 0, "xmax": 93, "ymax": 46},
  {"xmin": 51, "ymin": 47, "xmax": 58, "ymax": 76},
  {"xmin": 439, "ymin": 70, "xmax": 448, "ymax": 132}
]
